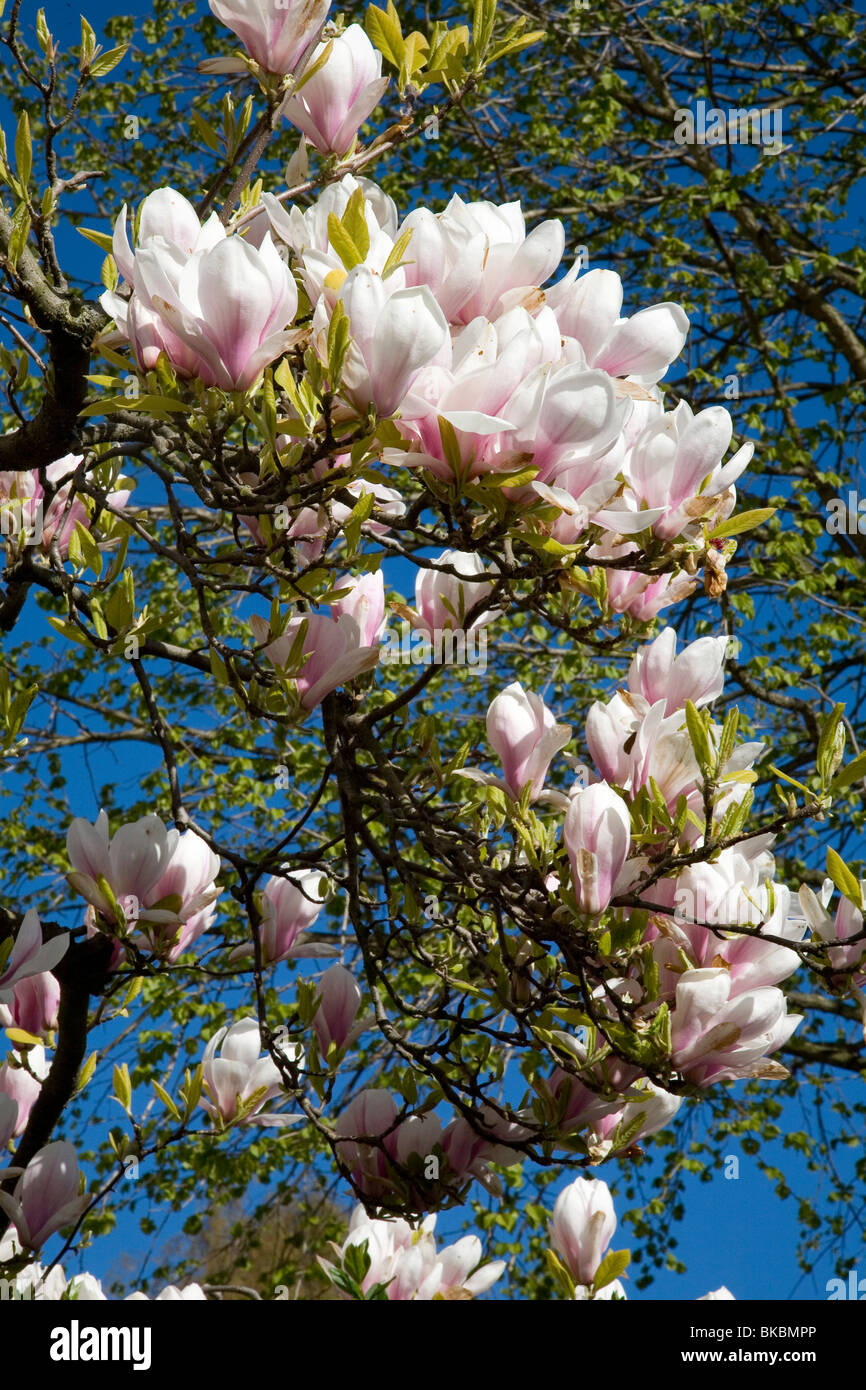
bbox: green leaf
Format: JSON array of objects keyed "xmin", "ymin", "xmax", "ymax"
[
  {"xmin": 684, "ymin": 700, "xmax": 713, "ymax": 776},
  {"xmin": 826, "ymin": 848, "xmax": 863, "ymax": 908},
  {"xmin": 343, "ymin": 490, "xmax": 375, "ymax": 555},
  {"xmin": 153, "ymin": 1079, "xmax": 181, "ymax": 1120},
  {"xmin": 80, "ymin": 15, "xmax": 97, "ymax": 68},
  {"xmin": 89, "ymin": 45, "xmax": 128, "ymax": 77},
  {"xmin": 326, "ymin": 299, "xmax": 351, "ymax": 387},
  {"xmin": 830, "ymin": 750, "xmax": 866, "ymax": 793},
  {"xmin": 36, "ymin": 9, "xmax": 52, "ymax": 54},
  {"xmin": 709, "ymin": 507, "xmax": 776, "ymax": 540},
  {"xmin": 327, "ymin": 211, "xmax": 365, "ymax": 271},
  {"xmin": 381, "ymin": 226, "xmax": 414, "ymax": 279},
  {"xmin": 76, "ymin": 1051, "xmax": 99, "ymax": 1095},
  {"xmin": 593, "ymin": 1246, "xmax": 630, "ymax": 1292},
  {"xmin": 365, "ymin": 2, "xmax": 406, "ymax": 69},
  {"xmin": 113, "ymin": 1062, "xmax": 132, "ymax": 1113},
  {"xmin": 14, "ymin": 111, "xmax": 31, "ymax": 191}
]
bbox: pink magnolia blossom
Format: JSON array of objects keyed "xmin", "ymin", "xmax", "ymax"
[
  {"xmin": 325, "ymin": 1205, "xmax": 505, "ymax": 1300},
  {"xmin": 549, "ymin": 1177, "xmax": 617, "ymax": 1288},
  {"xmin": 127, "ymin": 1282, "xmax": 207, "ymax": 1301},
  {"xmin": 0, "ymin": 970, "xmax": 61, "ymax": 1038},
  {"xmin": 0, "ymin": 911, "xmax": 68, "ymax": 1008},
  {"xmin": 400, "ymin": 313, "xmax": 623, "ymax": 485},
  {"xmin": 441, "ymin": 1105, "xmax": 527, "ymax": 1193},
  {"xmin": 0, "ymin": 1046, "xmax": 49, "ymax": 1137},
  {"xmin": 264, "ymin": 175, "xmax": 398, "ymax": 306},
  {"xmin": 282, "ymin": 25, "xmax": 389, "ymax": 156},
  {"xmin": 547, "ymin": 265, "xmax": 689, "ymax": 384},
  {"xmin": 798, "ymin": 879, "xmax": 866, "ymax": 986},
  {"xmin": 200, "ymin": 1017, "xmax": 299, "ymax": 1128},
  {"xmin": 312, "ymin": 962, "xmax": 364, "ymax": 1053},
  {"xmin": 207, "ymin": 0, "xmax": 329, "ymax": 74},
  {"xmin": 479, "ymin": 682, "xmax": 572, "ymax": 804},
  {"xmin": 102, "ymin": 190, "xmax": 299, "ymax": 391},
  {"xmin": 229, "ymin": 867, "xmax": 332, "ymax": 964},
  {"xmin": 625, "ymin": 400, "xmax": 753, "ymax": 539},
  {"xmin": 315, "ymin": 265, "xmax": 448, "ymax": 417},
  {"xmin": 402, "ymin": 549, "xmax": 496, "ymax": 635},
  {"xmin": 251, "ymin": 610, "xmax": 380, "ymax": 711},
  {"xmin": 0, "ymin": 457, "xmax": 129, "ymax": 561},
  {"xmin": 590, "ymin": 538, "xmax": 698, "ymax": 621},
  {"xmin": 0, "ymin": 1141, "xmax": 88, "ymax": 1251},
  {"xmin": 334, "ymin": 1090, "xmax": 442, "ymax": 1200},
  {"xmin": 670, "ymin": 968, "xmax": 801, "ymax": 1085},
  {"xmin": 648, "ymin": 856, "xmax": 804, "ymax": 1000},
  {"xmin": 329, "ymin": 570, "xmax": 386, "ymax": 646},
  {"xmin": 400, "ymin": 195, "xmax": 565, "ymax": 325},
  {"xmin": 627, "ymin": 627, "xmax": 728, "ymax": 712},
  {"xmin": 564, "ymin": 782, "xmax": 632, "ymax": 915},
  {"xmin": 66, "ymin": 812, "xmax": 221, "ymax": 956}
]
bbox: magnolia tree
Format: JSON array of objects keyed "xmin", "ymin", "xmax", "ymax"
[{"xmin": 0, "ymin": 0, "xmax": 863, "ymax": 1303}]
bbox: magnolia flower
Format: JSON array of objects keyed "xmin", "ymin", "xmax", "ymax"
[
  {"xmin": 67, "ymin": 810, "xmax": 178, "ymax": 917},
  {"xmin": 649, "ymin": 861, "xmax": 804, "ymax": 1000},
  {"xmin": 66, "ymin": 812, "xmax": 221, "ymax": 956},
  {"xmin": 324, "ymin": 1205, "xmax": 505, "ymax": 1300},
  {"xmin": 229, "ymin": 868, "xmax": 332, "ymax": 965},
  {"xmin": 0, "ymin": 912, "xmax": 68, "ymax": 1007},
  {"xmin": 590, "ymin": 539, "xmax": 698, "ymax": 621},
  {"xmin": 0, "ymin": 1046, "xmax": 49, "ymax": 1137},
  {"xmin": 625, "ymin": 400, "xmax": 753, "ymax": 539},
  {"xmin": 0, "ymin": 970, "xmax": 61, "ymax": 1038},
  {"xmin": 598, "ymin": 1081, "xmax": 684, "ymax": 1154},
  {"xmin": 564, "ymin": 782, "xmax": 632, "ymax": 915},
  {"xmin": 0, "ymin": 1141, "xmax": 88, "ymax": 1251},
  {"xmin": 329, "ymin": 570, "xmax": 386, "ymax": 647},
  {"xmin": 141, "ymin": 827, "xmax": 221, "ymax": 960},
  {"xmin": 401, "ymin": 326, "xmax": 623, "ymax": 485},
  {"xmin": 549, "ymin": 1177, "xmax": 617, "ymax": 1289},
  {"xmin": 200, "ymin": 1017, "xmax": 299, "ymax": 1128},
  {"xmin": 282, "ymin": 25, "xmax": 389, "ymax": 155},
  {"xmin": 460, "ymin": 682, "xmax": 571, "ymax": 805},
  {"xmin": 0, "ymin": 457, "xmax": 129, "ymax": 561},
  {"xmin": 670, "ymin": 968, "xmax": 802, "ymax": 1085},
  {"xmin": 251, "ymin": 610, "xmax": 380, "ymax": 711},
  {"xmin": 132, "ymin": 233, "xmax": 299, "ymax": 391},
  {"xmin": 260, "ymin": 868, "xmax": 332, "ymax": 963},
  {"xmin": 334, "ymin": 1090, "xmax": 443, "ymax": 1201},
  {"xmin": 699, "ymin": 1286, "xmax": 736, "ymax": 1300},
  {"xmin": 102, "ymin": 190, "xmax": 299, "ymax": 391},
  {"xmin": 0, "ymin": 1252, "xmax": 69, "ymax": 1300},
  {"xmin": 400, "ymin": 195, "xmax": 565, "ymax": 325},
  {"xmin": 127, "ymin": 1282, "xmax": 208, "ymax": 1301},
  {"xmin": 799, "ymin": 879, "xmax": 866, "ymax": 980},
  {"xmin": 547, "ymin": 266, "xmax": 689, "ymax": 384},
  {"xmin": 207, "ymin": 0, "xmax": 329, "ymax": 74},
  {"xmin": 312, "ymin": 962, "xmax": 364, "ymax": 1054},
  {"xmin": 264, "ymin": 174, "xmax": 398, "ymax": 306},
  {"xmin": 406, "ymin": 550, "xmax": 497, "ymax": 634},
  {"xmin": 315, "ymin": 266, "xmax": 448, "ymax": 417},
  {"xmin": 441, "ymin": 1105, "xmax": 528, "ymax": 1193},
  {"xmin": 627, "ymin": 628, "xmax": 728, "ymax": 713}
]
